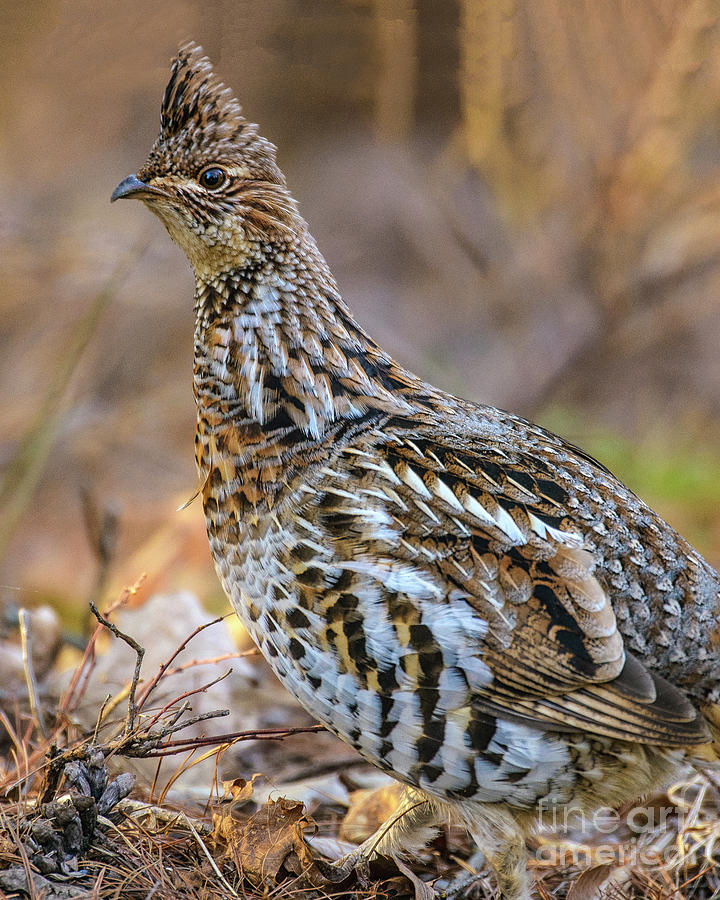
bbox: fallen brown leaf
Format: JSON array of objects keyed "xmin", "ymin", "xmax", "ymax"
[
  {"xmin": 393, "ymin": 854, "xmax": 436, "ymax": 900},
  {"xmin": 566, "ymin": 864, "xmax": 614, "ymax": 900},
  {"xmin": 221, "ymin": 796, "xmax": 319, "ymax": 887},
  {"xmin": 224, "ymin": 774, "xmax": 259, "ymax": 806}
]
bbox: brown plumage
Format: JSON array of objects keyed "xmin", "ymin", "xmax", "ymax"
[{"xmin": 112, "ymin": 43, "xmax": 720, "ymax": 899}]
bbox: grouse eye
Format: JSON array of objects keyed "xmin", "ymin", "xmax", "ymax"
[{"xmin": 198, "ymin": 167, "xmax": 227, "ymax": 190}]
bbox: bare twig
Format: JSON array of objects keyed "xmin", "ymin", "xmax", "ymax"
[
  {"xmin": 92, "ymin": 694, "xmax": 112, "ymax": 744},
  {"xmin": 89, "ymin": 601, "xmax": 145, "ymax": 735},
  {"xmin": 165, "ymin": 700, "xmax": 192, "ymax": 731},
  {"xmin": 142, "ymin": 669, "xmax": 232, "ymax": 732},
  {"xmin": 135, "ymin": 615, "xmax": 229, "ymax": 712},
  {"xmin": 96, "ymin": 683, "xmax": 134, "ymax": 726},
  {"xmin": 163, "ymin": 647, "xmax": 259, "ymax": 678},
  {"xmin": 152, "ymin": 709, "xmax": 230, "ymax": 740},
  {"xmin": 139, "ymin": 724, "xmax": 326, "ymax": 757},
  {"xmin": 60, "ymin": 576, "xmax": 145, "ymax": 718}
]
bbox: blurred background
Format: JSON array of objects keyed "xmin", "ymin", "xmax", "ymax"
[{"xmin": 2, "ymin": 0, "xmax": 720, "ymax": 639}]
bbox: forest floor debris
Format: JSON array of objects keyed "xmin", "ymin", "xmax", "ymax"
[{"xmin": 1, "ymin": 586, "xmax": 719, "ymax": 898}]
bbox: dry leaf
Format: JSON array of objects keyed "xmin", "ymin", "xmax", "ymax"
[
  {"xmin": 224, "ymin": 775, "xmax": 259, "ymax": 806},
  {"xmin": 340, "ymin": 782, "xmax": 406, "ymax": 843},
  {"xmin": 212, "ymin": 775, "xmax": 262, "ymax": 844},
  {"xmin": 392, "ymin": 855, "xmax": 436, "ymax": 900},
  {"xmin": 223, "ymin": 797, "xmax": 317, "ymax": 886},
  {"xmin": 566, "ymin": 864, "xmax": 614, "ymax": 900}
]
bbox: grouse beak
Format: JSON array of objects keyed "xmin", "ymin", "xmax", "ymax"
[{"xmin": 111, "ymin": 174, "xmax": 166, "ymax": 203}]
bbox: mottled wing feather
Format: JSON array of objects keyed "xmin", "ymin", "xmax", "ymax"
[
  {"xmin": 474, "ymin": 662, "xmax": 706, "ymax": 745},
  {"xmin": 336, "ymin": 428, "xmax": 709, "ymax": 747}
]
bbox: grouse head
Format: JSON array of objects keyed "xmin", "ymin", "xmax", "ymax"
[{"xmin": 111, "ymin": 42, "xmax": 299, "ymax": 276}]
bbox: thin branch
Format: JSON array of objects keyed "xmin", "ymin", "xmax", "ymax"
[
  {"xmin": 92, "ymin": 694, "xmax": 112, "ymax": 744},
  {"xmin": 135, "ymin": 615, "xmax": 227, "ymax": 711},
  {"xmin": 142, "ymin": 669, "xmax": 232, "ymax": 732},
  {"xmin": 165, "ymin": 700, "xmax": 192, "ymax": 731},
  {"xmin": 162, "ymin": 647, "xmax": 259, "ymax": 678},
  {"xmin": 139, "ymin": 724, "xmax": 326, "ymax": 757},
  {"xmin": 153, "ymin": 709, "xmax": 230, "ymax": 740},
  {"xmin": 89, "ymin": 601, "xmax": 145, "ymax": 735},
  {"xmin": 97, "ymin": 683, "xmax": 134, "ymax": 726},
  {"xmin": 60, "ymin": 576, "xmax": 145, "ymax": 717}
]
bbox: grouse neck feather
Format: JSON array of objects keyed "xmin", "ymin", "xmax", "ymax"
[{"xmin": 192, "ymin": 229, "xmax": 422, "ymax": 465}]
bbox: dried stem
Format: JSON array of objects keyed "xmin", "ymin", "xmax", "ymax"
[
  {"xmin": 60, "ymin": 576, "xmax": 145, "ymax": 718},
  {"xmin": 139, "ymin": 724, "xmax": 326, "ymax": 757},
  {"xmin": 135, "ymin": 615, "xmax": 229, "ymax": 712},
  {"xmin": 163, "ymin": 647, "xmax": 258, "ymax": 678},
  {"xmin": 18, "ymin": 609, "xmax": 47, "ymax": 740},
  {"xmin": 152, "ymin": 709, "xmax": 230, "ymax": 740},
  {"xmin": 89, "ymin": 601, "xmax": 145, "ymax": 735},
  {"xmin": 142, "ymin": 670, "xmax": 232, "ymax": 732}
]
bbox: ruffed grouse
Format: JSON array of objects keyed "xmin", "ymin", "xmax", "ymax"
[{"xmin": 112, "ymin": 44, "xmax": 720, "ymax": 899}]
